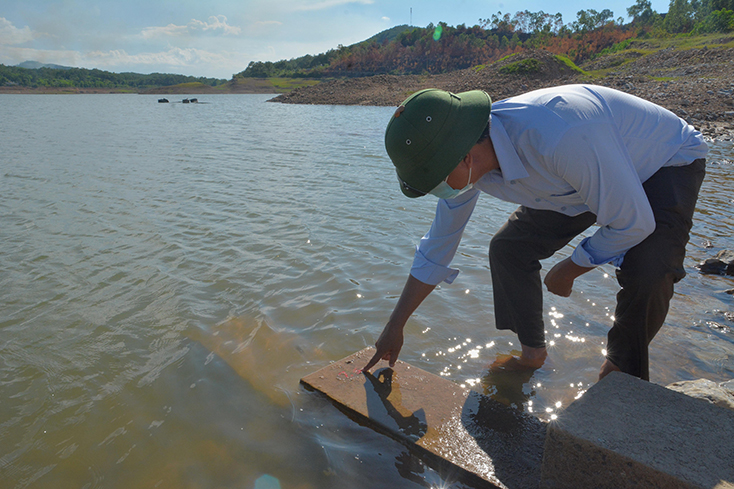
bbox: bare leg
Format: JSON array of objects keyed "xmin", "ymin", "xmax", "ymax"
[{"xmin": 598, "ymin": 358, "xmax": 622, "ymax": 380}]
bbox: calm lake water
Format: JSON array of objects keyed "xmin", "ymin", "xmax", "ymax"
[{"xmin": 1, "ymin": 93, "xmax": 732, "ymax": 488}]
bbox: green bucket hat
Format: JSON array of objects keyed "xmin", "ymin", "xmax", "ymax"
[{"xmin": 384, "ymin": 88, "xmax": 491, "ymax": 198}]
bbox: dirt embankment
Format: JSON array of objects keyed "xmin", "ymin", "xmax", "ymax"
[{"xmin": 271, "ymin": 48, "xmax": 734, "ymax": 139}]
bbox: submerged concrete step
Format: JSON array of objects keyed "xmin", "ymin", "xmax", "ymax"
[
  {"xmin": 300, "ymin": 348, "xmax": 546, "ymax": 489},
  {"xmin": 541, "ymin": 371, "xmax": 734, "ymax": 489}
]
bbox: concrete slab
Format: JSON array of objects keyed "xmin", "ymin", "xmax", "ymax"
[
  {"xmin": 540, "ymin": 371, "xmax": 734, "ymax": 489},
  {"xmin": 300, "ymin": 348, "xmax": 546, "ymax": 489}
]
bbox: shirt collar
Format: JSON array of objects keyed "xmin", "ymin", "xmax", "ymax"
[{"xmin": 489, "ymin": 113, "xmax": 529, "ymax": 183}]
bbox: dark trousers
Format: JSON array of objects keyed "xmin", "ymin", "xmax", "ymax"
[{"xmin": 488, "ymin": 159, "xmax": 706, "ymax": 380}]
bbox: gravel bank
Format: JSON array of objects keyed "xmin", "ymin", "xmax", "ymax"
[{"xmin": 271, "ymin": 48, "xmax": 734, "ymax": 140}]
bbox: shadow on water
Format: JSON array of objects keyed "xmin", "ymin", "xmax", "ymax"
[
  {"xmin": 361, "ymin": 370, "xmax": 468, "ymax": 488},
  {"xmin": 353, "ymin": 365, "xmax": 546, "ymax": 489},
  {"xmin": 482, "ymin": 354, "xmax": 538, "ymax": 410},
  {"xmin": 465, "ymin": 364, "xmax": 546, "ymax": 489},
  {"xmin": 363, "ymin": 369, "xmax": 428, "ymax": 440},
  {"xmin": 460, "ymin": 392, "xmax": 546, "ymax": 488}
]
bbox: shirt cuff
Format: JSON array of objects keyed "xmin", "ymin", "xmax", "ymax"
[
  {"xmin": 410, "ymin": 247, "xmax": 460, "ymax": 285},
  {"xmin": 571, "ymin": 237, "xmax": 625, "ymax": 268}
]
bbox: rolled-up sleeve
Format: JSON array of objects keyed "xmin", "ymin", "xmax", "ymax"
[
  {"xmin": 410, "ymin": 190, "xmax": 480, "ymax": 285},
  {"xmin": 554, "ymin": 122, "xmax": 656, "ymax": 268}
]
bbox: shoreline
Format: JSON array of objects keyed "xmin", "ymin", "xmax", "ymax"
[
  {"xmin": 4, "ymin": 47, "xmax": 734, "ymax": 139},
  {"xmin": 0, "ymin": 86, "xmax": 139, "ymax": 94}
]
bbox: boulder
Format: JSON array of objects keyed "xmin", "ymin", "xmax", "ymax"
[{"xmin": 666, "ymin": 378, "xmax": 734, "ymax": 410}]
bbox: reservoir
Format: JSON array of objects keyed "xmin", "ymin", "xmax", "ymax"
[{"xmin": 1, "ymin": 93, "xmax": 732, "ymax": 488}]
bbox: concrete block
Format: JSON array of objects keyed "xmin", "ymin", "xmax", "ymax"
[
  {"xmin": 541, "ymin": 371, "xmax": 734, "ymax": 489},
  {"xmin": 301, "ymin": 348, "xmax": 546, "ymax": 489}
]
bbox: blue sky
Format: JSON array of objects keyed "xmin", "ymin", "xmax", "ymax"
[{"xmin": 0, "ymin": 0, "xmax": 669, "ymax": 79}]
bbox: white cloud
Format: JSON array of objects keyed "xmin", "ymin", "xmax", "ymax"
[
  {"xmin": 293, "ymin": 0, "xmax": 374, "ymax": 12},
  {"xmin": 0, "ymin": 17, "xmax": 36, "ymax": 45},
  {"xmin": 140, "ymin": 24, "xmax": 189, "ymax": 38},
  {"xmin": 191, "ymin": 15, "xmax": 241, "ymax": 35},
  {"xmin": 86, "ymin": 47, "xmax": 228, "ymax": 68},
  {"xmin": 381, "ymin": 16, "xmax": 390, "ymax": 21},
  {"xmin": 141, "ymin": 15, "xmax": 241, "ymax": 39}
]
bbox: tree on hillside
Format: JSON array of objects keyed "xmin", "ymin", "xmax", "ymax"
[
  {"xmin": 479, "ymin": 12, "xmax": 517, "ymax": 36},
  {"xmin": 693, "ymin": 0, "xmax": 734, "ymax": 20},
  {"xmin": 513, "ymin": 10, "xmax": 565, "ymax": 34},
  {"xmin": 480, "ymin": 10, "xmax": 564, "ymax": 35},
  {"xmin": 573, "ymin": 9, "xmax": 616, "ymax": 33},
  {"xmin": 664, "ymin": 0, "xmax": 695, "ymax": 32},
  {"xmin": 690, "ymin": 0, "xmax": 734, "ymax": 31},
  {"xmin": 627, "ymin": 0, "xmax": 658, "ymax": 24}
]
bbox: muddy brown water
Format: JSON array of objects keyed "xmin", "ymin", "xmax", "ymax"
[{"xmin": 1, "ymin": 94, "xmax": 732, "ymax": 488}]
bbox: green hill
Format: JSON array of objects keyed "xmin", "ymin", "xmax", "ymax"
[
  {"xmin": 238, "ymin": 0, "xmax": 734, "ymax": 79},
  {"xmin": 236, "ymin": 25, "xmax": 413, "ymax": 78}
]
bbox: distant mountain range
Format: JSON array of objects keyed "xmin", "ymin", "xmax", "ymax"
[
  {"xmin": 17, "ymin": 61, "xmax": 74, "ymax": 70},
  {"xmin": 15, "ymin": 25, "xmax": 413, "ymax": 78}
]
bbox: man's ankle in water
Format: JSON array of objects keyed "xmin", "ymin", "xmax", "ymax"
[{"xmin": 518, "ymin": 344, "xmax": 547, "ymax": 368}]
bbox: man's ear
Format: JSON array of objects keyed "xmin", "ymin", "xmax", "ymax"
[{"xmin": 461, "ymin": 150, "xmax": 473, "ymax": 168}]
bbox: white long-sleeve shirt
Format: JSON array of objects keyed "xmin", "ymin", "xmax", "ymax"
[{"xmin": 411, "ymin": 84, "xmax": 708, "ymax": 285}]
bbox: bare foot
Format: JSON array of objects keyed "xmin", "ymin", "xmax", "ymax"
[
  {"xmin": 490, "ymin": 345, "xmax": 547, "ymax": 372},
  {"xmin": 490, "ymin": 354, "xmax": 535, "ymax": 372},
  {"xmin": 598, "ymin": 358, "xmax": 621, "ymax": 380}
]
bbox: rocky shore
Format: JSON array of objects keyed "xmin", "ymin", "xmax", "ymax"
[{"xmin": 271, "ymin": 48, "xmax": 734, "ymax": 139}]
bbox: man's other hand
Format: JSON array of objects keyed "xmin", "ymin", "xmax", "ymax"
[{"xmin": 544, "ymin": 257, "xmax": 594, "ymax": 297}]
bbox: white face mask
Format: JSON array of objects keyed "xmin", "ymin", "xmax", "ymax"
[{"xmin": 429, "ymin": 166, "xmax": 472, "ymax": 199}]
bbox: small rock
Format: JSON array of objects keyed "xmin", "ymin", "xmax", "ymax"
[
  {"xmin": 699, "ymin": 258, "xmax": 728, "ymax": 274},
  {"xmin": 699, "ymin": 250, "xmax": 734, "ymax": 275}
]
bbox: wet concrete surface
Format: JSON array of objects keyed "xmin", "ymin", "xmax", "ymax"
[{"xmin": 300, "ymin": 348, "xmax": 546, "ymax": 489}]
